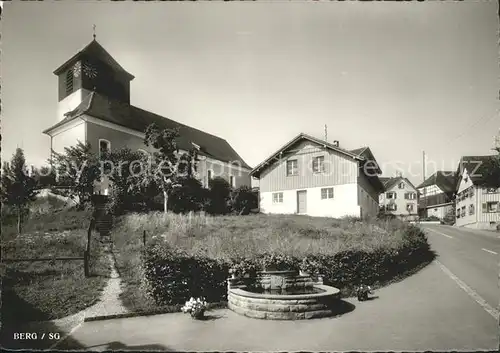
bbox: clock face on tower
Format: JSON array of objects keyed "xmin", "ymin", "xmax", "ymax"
[
  {"xmin": 72, "ymin": 62, "xmax": 82, "ymax": 77},
  {"xmin": 83, "ymin": 62, "xmax": 98, "ymax": 79}
]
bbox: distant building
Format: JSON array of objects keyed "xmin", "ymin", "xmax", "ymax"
[
  {"xmin": 42, "ymin": 38, "xmax": 251, "ymax": 194},
  {"xmin": 454, "ymin": 155, "xmax": 500, "ymax": 230},
  {"xmin": 250, "ymin": 133, "xmax": 384, "ymax": 218},
  {"xmin": 379, "ymin": 176, "xmax": 419, "ymax": 221},
  {"xmin": 417, "ymin": 171, "xmax": 457, "ymax": 220}
]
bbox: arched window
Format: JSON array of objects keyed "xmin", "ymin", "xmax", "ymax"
[{"xmin": 99, "ymin": 139, "xmax": 111, "ymax": 158}]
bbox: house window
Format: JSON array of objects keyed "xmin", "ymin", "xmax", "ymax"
[
  {"xmin": 99, "ymin": 139, "xmax": 111, "ymax": 158},
  {"xmin": 387, "ymin": 204, "xmax": 397, "ymax": 211},
  {"xmin": 312, "ymin": 156, "xmax": 325, "ymax": 173},
  {"xmin": 461, "ymin": 206, "xmax": 466, "ymax": 218},
  {"xmin": 406, "ymin": 204, "xmax": 414, "ymax": 212},
  {"xmin": 386, "ymin": 192, "xmax": 396, "ymax": 199},
  {"xmin": 398, "ymin": 182, "xmax": 405, "ymax": 189},
  {"xmin": 469, "ymin": 204, "xmax": 475, "ymax": 215},
  {"xmin": 286, "ymin": 160, "xmax": 298, "ymax": 176},
  {"xmin": 321, "ymin": 187, "xmax": 334, "ymax": 199},
  {"xmin": 272, "ymin": 192, "xmax": 283, "ymax": 204},
  {"xmin": 66, "ymin": 70, "xmax": 74, "ymax": 95},
  {"xmin": 404, "ymin": 192, "xmax": 416, "ymax": 200},
  {"xmin": 483, "ymin": 202, "xmax": 499, "ymax": 213},
  {"xmin": 229, "ymin": 175, "xmax": 235, "ymax": 188}
]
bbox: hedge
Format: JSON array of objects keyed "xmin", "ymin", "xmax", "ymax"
[{"xmin": 141, "ymin": 224, "xmax": 435, "ymax": 304}]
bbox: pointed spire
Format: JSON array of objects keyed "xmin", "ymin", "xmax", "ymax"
[{"xmin": 93, "ymin": 24, "xmax": 96, "ymax": 40}]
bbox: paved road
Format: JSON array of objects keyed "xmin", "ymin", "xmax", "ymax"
[{"xmin": 421, "ymin": 224, "xmax": 500, "ymax": 317}]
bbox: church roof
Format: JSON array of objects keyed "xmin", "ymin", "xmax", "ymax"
[
  {"xmin": 43, "ymin": 92, "xmax": 251, "ymax": 170},
  {"xmin": 53, "ymin": 39, "xmax": 135, "ymax": 80}
]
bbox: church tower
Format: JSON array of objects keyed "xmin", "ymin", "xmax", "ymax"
[{"xmin": 52, "ymin": 38, "xmax": 135, "ymax": 122}]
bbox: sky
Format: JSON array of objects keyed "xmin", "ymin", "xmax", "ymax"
[{"xmin": 2, "ymin": 1, "xmax": 499, "ymax": 187}]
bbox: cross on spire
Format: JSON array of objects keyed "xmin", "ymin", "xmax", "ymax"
[{"xmin": 93, "ymin": 24, "xmax": 96, "ymax": 40}]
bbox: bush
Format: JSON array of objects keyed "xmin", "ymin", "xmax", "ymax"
[
  {"xmin": 206, "ymin": 177, "xmax": 232, "ymax": 215},
  {"xmin": 142, "ymin": 243, "xmax": 229, "ymax": 305},
  {"xmin": 230, "ymin": 186, "xmax": 258, "ymax": 215},
  {"xmin": 167, "ymin": 177, "xmax": 208, "ymax": 214}
]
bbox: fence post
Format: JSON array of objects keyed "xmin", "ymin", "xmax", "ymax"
[
  {"xmin": 143, "ymin": 230, "xmax": 146, "ymax": 247},
  {"xmin": 84, "ymin": 250, "xmax": 90, "ymax": 277},
  {"xmin": 84, "ymin": 219, "xmax": 93, "ymax": 278}
]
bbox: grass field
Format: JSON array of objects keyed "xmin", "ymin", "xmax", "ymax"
[
  {"xmin": 112, "ymin": 212, "xmax": 419, "ymax": 312},
  {"xmin": 1, "ymin": 203, "xmax": 109, "ymax": 323}
]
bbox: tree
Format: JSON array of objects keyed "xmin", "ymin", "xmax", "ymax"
[
  {"xmin": 130, "ymin": 124, "xmax": 200, "ymax": 213},
  {"xmin": 0, "ymin": 148, "xmax": 39, "ymax": 234},
  {"xmin": 207, "ymin": 177, "xmax": 232, "ymax": 215},
  {"xmin": 107, "ymin": 148, "xmax": 163, "ymax": 214},
  {"xmin": 51, "ymin": 141, "xmax": 100, "ymax": 210},
  {"xmin": 32, "ymin": 165, "xmax": 56, "ymax": 189},
  {"xmin": 230, "ymin": 186, "xmax": 258, "ymax": 215}
]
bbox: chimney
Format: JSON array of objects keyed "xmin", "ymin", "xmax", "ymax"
[{"xmin": 333, "ymin": 140, "xmax": 339, "ymax": 147}]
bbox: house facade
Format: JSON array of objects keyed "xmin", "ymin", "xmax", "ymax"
[
  {"xmin": 417, "ymin": 171, "xmax": 456, "ymax": 220},
  {"xmin": 455, "ymin": 155, "xmax": 500, "ymax": 230},
  {"xmin": 250, "ymin": 134, "xmax": 384, "ymax": 218},
  {"xmin": 43, "ymin": 39, "xmax": 251, "ymax": 193},
  {"xmin": 379, "ymin": 176, "xmax": 419, "ymax": 220}
]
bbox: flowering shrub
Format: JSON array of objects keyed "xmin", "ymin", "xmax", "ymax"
[
  {"xmin": 356, "ymin": 284, "xmax": 373, "ymax": 301},
  {"xmin": 259, "ymin": 252, "xmax": 299, "ymax": 271},
  {"xmin": 229, "ymin": 258, "xmax": 260, "ymax": 278},
  {"xmin": 181, "ymin": 297, "xmax": 207, "ymax": 318}
]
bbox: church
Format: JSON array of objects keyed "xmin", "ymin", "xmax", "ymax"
[{"xmin": 43, "ymin": 37, "xmax": 252, "ymax": 195}]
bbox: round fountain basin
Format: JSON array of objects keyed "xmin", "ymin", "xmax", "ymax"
[{"xmin": 228, "ymin": 285, "xmax": 341, "ymax": 320}]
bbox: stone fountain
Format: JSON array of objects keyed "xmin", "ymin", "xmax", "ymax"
[{"xmin": 227, "ymin": 269, "xmax": 340, "ymax": 320}]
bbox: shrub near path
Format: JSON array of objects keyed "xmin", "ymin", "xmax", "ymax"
[{"xmin": 112, "ymin": 213, "xmax": 435, "ymax": 312}]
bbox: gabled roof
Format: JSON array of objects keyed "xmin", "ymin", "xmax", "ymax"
[
  {"xmin": 379, "ymin": 177, "xmax": 391, "ymax": 185},
  {"xmin": 381, "ymin": 176, "xmax": 417, "ymax": 192},
  {"xmin": 349, "ymin": 146, "xmax": 383, "ymax": 174},
  {"xmin": 250, "ymin": 133, "xmax": 383, "ymax": 188},
  {"xmin": 250, "ymin": 133, "xmax": 365, "ymax": 177},
  {"xmin": 349, "ymin": 147, "xmax": 368, "ymax": 156},
  {"xmin": 43, "ymin": 91, "xmax": 251, "ymax": 169},
  {"xmin": 456, "ymin": 155, "xmax": 500, "ymax": 189},
  {"xmin": 416, "ymin": 171, "xmax": 457, "ymax": 194},
  {"xmin": 53, "ymin": 39, "xmax": 135, "ymax": 80}
]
